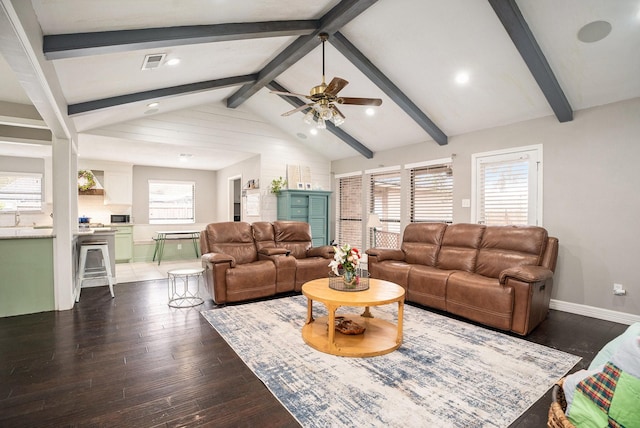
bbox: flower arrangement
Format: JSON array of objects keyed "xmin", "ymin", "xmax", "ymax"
[{"xmin": 329, "ymin": 243, "xmax": 361, "ymax": 276}]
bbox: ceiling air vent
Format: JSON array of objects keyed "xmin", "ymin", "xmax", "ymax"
[{"xmin": 141, "ymin": 53, "xmax": 166, "ymax": 70}]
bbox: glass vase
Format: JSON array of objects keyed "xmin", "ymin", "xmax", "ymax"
[{"xmin": 343, "ymin": 269, "xmax": 357, "ymax": 289}]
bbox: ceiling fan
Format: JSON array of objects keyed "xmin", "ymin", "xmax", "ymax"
[{"xmin": 271, "ymin": 32, "xmax": 382, "ymax": 128}]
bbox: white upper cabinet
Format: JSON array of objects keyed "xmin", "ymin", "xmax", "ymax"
[{"xmin": 103, "ymin": 170, "xmax": 132, "ymax": 205}]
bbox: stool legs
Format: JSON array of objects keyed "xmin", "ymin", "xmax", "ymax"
[{"xmin": 76, "ymin": 243, "xmax": 115, "ymax": 301}]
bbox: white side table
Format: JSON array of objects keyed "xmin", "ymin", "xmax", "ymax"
[{"xmin": 167, "ymin": 268, "xmax": 204, "ymax": 308}]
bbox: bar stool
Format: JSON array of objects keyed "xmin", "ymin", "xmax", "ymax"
[{"xmin": 76, "ymin": 240, "xmax": 115, "ymax": 301}]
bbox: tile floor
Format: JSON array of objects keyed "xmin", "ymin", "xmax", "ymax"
[{"xmin": 115, "ymin": 259, "xmax": 202, "ymax": 283}]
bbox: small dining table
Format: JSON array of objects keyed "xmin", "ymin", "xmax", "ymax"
[{"xmin": 153, "ymin": 230, "xmax": 200, "ymax": 265}]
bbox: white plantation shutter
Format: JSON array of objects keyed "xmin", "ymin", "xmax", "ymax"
[
  {"xmin": 410, "ymin": 163, "xmax": 453, "ymax": 223},
  {"xmin": 0, "ymin": 172, "xmax": 42, "ymax": 212},
  {"xmin": 149, "ymin": 180, "xmax": 195, "ymax": 224},
  {"xmin": 473, "ymin": 146, "xmax": 542, "ymax": 226},
  {"xmin": 369, "ymin": 169, "xmax": 401, "ymax": 235},
  {"xmin": 336, "ymin": 174, "xmax": 363, "ymax": 249}
]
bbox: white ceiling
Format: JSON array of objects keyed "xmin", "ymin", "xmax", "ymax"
[{"xmin": 1, "ymin": 0, "xmax": 639, "ymax": 170}]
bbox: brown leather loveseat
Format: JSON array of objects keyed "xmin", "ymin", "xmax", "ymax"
[
  {"xmin": 200, "ymin": 221, "xmax": 333, "ymax": 304},
  {"xmin": 366, "ymin": 223, "xmax": 558, "ymax": 335}
]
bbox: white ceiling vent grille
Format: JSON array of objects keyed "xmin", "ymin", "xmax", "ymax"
[{"xmin": 141, "ymin": 53, "xmax": 166, "ymax": 70}]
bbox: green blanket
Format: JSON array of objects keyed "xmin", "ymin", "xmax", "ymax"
[{"xmin": 564, "ymin": 334, "xmax": 640, "ymax": 427}]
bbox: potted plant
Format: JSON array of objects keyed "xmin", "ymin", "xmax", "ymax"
[{"xmin": 269, "ymin": 177, "xmax": 287, "ymax": 195}]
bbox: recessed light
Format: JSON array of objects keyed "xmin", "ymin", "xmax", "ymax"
[
  {"xmin": 455, "ymin": 71, "xmax": 470, "ymax": 85},
  {"xmin": 147, "ymin": 102, "xmax": 159, "ymax": 108},
  {"xmin": 296, "ymin": 132, "xmax": 307, "ymax": 139},
  {"xmin": 577, "ymin": 20, "xmax": 612, "ymax": 43},
  {"xmin": 365, "ymin": 108, "xmax": 375, "ymax": 116},
  {"xmin": 309, "ymin": 128, "xmax": 318, "ymax": 136},
  {"xmin": 166, "ymin": 58, "xmax": 181, "ymax": 66}
]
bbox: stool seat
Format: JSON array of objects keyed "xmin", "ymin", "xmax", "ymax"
[{"xmin": 76, "ymin": 241, "xmax": 115, "ymax": 301}]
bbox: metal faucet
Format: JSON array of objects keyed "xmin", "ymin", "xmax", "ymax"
[{"xmin": 14, "ymin": 210, "xmax": 20, "ymax": 226}]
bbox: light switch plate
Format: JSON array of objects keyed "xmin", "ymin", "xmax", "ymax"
[{"xmin": 462, "ymin": 199, "xmax": 471, "ymax": 208}]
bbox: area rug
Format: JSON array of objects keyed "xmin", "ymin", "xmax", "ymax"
[{"xmin": 201, "ymin": 295, "xmax": 580, "ymax": 427}]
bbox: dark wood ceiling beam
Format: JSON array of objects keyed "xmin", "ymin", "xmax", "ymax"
[
  {"xmin": 488, "ymin": 0, "xmax": 573, "ymax": 122},
  {"xmin": 227, "ymin": 0, "xmax": 379, "ymax": 109},
  {"xmin": 43, "ymin": 21, "xmax": 319, "ymax": 60},
  {"xmin": 68, "ymin": 74, "xmax": 257, "ymax": 116},
  {"xmin": 267, "ymin": 81, "xmax": 374, "ymax": 159},
  {"xmin": 330, "ymin": 32, "xmax": 448, "ymax": 146}
]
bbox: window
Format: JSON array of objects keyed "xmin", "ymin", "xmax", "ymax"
[
  {"xmin": 148, "ymin": 180, "xmax": 195, "ymax": 224},
  {"xmin": 472, "ymin": 145, "xmax": 542, "ymax": 226},
  {"xmin": 408, "ymin": 159, "xmax": 453, "ymax": 223},
  {"xmin": 369, "ymin": 168, "xmax": 401, "ymax": 248},
  {"xmin": 0, "ymin": 172, "xmax": 42, "ymax": 212},
  {"xmin": 335, "ymin": 173, "xmax": 362, "ymax": 249}
]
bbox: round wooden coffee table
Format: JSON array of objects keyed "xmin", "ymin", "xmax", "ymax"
[{"xmin": 301, "ymin": 278, "xmax": 405, "ymax": 357}]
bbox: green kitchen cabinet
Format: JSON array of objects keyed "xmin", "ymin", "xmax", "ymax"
[
  {"xmin": 277, "ymin": 190, "xmax": 331, "ymax": 246},
  {"xmin": 113, "ymin": 225, "xmax": 133, "ymax": 262}
]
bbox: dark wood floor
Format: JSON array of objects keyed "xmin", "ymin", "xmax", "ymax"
[{"xmin": 0, "ymin": 280, "xmax": 628, "ymax": 427}]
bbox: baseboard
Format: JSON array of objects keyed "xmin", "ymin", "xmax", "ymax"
[{"xmin": 550, "ymin": 299, "xmax": 640, "ymax": 325}]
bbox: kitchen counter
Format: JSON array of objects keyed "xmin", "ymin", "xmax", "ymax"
[{"xmin": 0, "ymin": 228, "xmax": 55, "ymax": 239}]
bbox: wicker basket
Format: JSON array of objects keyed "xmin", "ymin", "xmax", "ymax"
[{"xmin": 547, "ymin": 378, "xmax": 576, "ymax": 428}]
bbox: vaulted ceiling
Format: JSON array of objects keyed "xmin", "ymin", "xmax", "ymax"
[{"xmin": 1, "ymin": 0, "xmax": 639, "ymax": 170}]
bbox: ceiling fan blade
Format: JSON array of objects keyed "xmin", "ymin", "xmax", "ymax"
[
  {"xmin": 281, "ymin": 103, "xmax": 313, "ymax": 117},
  {"xmin": 270, "ymin": 90, "xmax": 309, "ymax": 99},
  {"xmin": 339, "ymin": 97, "xmax": 383, "ymax": 106},
  {"xmin": 324, "ymin": 77, "xmax": 349, "ymax": 96}
]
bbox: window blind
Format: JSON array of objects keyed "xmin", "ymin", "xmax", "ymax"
[
  {"xmin": 149, "ymin": 180, "xmax": 195, "ymax": 224},
  {"xmin": 369, "ymin": 170, "xmax": 401, "ymax": 235},
  {"xmin": 0, "ymin": 172, "xmax": 43, "ymax": 212},
  {"xmin": 410, "ymin": 164, "xmax": 453, "ymax": 223},
  {"xmin": 336, "ymin": 174, "xmax": 363, "ymax": 248},
  {"xmin": 478, "ymin": 157, "xmax": 529, "ymax": 225}
]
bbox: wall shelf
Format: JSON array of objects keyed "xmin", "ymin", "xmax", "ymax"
[{"xmin": 78, "ymin": 189, "xmax": 104, "ymax": 196}]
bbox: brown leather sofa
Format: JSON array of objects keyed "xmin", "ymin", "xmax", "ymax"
[
  {"xmin": 200, "ymin": 221, "xmax": 333, "ymax": 304},
  {"xmin": 366, "ymin": 223, "xmax": 558, "ymax": 335}
]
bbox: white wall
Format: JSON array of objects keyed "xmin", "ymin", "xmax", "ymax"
[
  {"xmin": 331, "ymin": 97, "xmax": 640, "ymax": 316},
  {"xmin": 215, "ymin": 143, "xmax": 332, "ymax": 223}
]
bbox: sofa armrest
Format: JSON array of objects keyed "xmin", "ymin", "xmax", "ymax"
[
  {"xmin": 499, "ymin": 265, "xmax": 553, "ymax": 285},
  {"xmin": 307, "ymin": 245, "xmax": 334, "ymax": 258},
  {"xmin": 366, "ymin": 248, "xmax": 405, "ymax": 262},
  {"xmin": 259, "ymin": 247, "xmax": 290, "ymax": 256},
  {"xmin": 202, "ymin": 252, "xmax": 236, "ymax": 268}
]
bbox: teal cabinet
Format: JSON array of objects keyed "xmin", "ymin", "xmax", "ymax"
[{"xmin": 277, "ymin": 190, "xmax": 331, "ymax": 246}]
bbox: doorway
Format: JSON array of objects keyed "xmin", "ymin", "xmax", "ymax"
[{"xmin": 229, "ymin": 176, "xmax": 242, "ymax": 221}]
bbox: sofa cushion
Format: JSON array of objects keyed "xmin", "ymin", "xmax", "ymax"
[
  {"xmin": 369, "ymin": 260, "xmax": 411, "ymax": 290},
  {"xmin": 252, "ymin": 221, "xmax": 277, "ymax": 252},
  {"xmin": 446, "ymin": 271, "xmax": 514, "ymax": 331},
  {"xmin": 436, "ymin": 223, "xmax": 484, "ymax": 272},
  {"xmin": 475, "ymin": 226, "xmax": 548, "ymax": 279},
  {"xmin": 224, "ymin": 261, "xmax": 277, "ymax": 302},
  {"xmin": 407, "ymin": 265, "xmax": 453, "ymax": 311},
  {"xmin": 294, "ymin": 257, "xmax": 332, "ymax": 290},
  {"xmin": 273, "ymin": 221, "xmax": 312, "ymax": 258},
  {"xmin": 401, "ymin": 222, "xmax": 447, "ymax": 266},
  {"xmin": 204, "ymin": 222, "xmax": 258, "ymax": 265}
]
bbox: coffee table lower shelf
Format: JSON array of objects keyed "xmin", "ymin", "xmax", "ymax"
[{"xmin": 302, "ymin": 314, "xmax": 401, "ymax": 357}]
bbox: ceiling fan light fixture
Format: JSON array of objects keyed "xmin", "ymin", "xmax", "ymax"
[
  {"xmin": 303, "ymin": 110, "xmax": 315, "ymax": 124},
  {"xmin": 332, "ymin": 111, "xmax": 345, "ymax": 127},
  {"xmin": 317, "ymin": 116, "xmax": 327, "ymax": 129}
]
